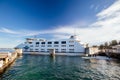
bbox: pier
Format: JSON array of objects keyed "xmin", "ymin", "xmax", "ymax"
[
  {"xmin": 49, "ymin": 49, "xmax": 55, "ymax": 57},
  {"xmin": 0, "ymin": 49, "xmax": 22, "ymax": 74},
  {"xmin": 85, "ymin": 46, "xmax": 99, "ymax": 57}
]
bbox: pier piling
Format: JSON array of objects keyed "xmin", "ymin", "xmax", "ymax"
[
  {"xmin": 49, "ymin": 49, "xmax": 55, "ymax": 57},
  {"xmin": 14, "ymin": 48, "xmax": 23, "ymax": 56}
]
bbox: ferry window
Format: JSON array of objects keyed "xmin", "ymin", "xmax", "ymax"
[
  {"xmin": 41, "ymin": 45, "xmax": 45, "ymax": 47},
  {"xmin": 54, "ymin": 45, "xmax": 59, "ymax": 47},
  {"xmin": 47, "ymin": 45, "xmax": 52, "ymax": 47},
  {"xmin": 69, "ymin": 49, "xmax": 74, "ymax": 50},
  {"xmin": 61, "ymin": 49, "xmax": 66, "ymax": 52},
  {"xmin": 61, "ymin": 49, "xmax": 66, "ymax": 50},
  {"xmin": 41, "ymin": 49, "xmax": 45, "ymax": 52},
  {"xmin": 61, "ymin": 41, "xmax": 66, "ymax": 44},
  {"xmin": 47, "ymin": 49, "xmax": 50, "ymax": 52},
  {"xmin": 69, "ymin": 49, "xmax": 74, "ymax": 52},
  {"xmin": 29, "ymin": 42, "xmax": 32, "ymax": 44},
  {"xmin": 69, "ymin": 45, "xmax": 74, "ymax": 47},
  {"xmin": 55, "ymin": 49, "xmax": 58, "ymax": 52},
  {"xmin": 35, "ymin": 49, "xmax": 39, "ymax": 51},
  {"xmin": 30, "ymin": 45, "xmax": 33, "ymax": 47},
  {"xmin": 69, "ymin": 41, "xmax": 74, "ymax": 43},
  {"xmin": 36, "ymin": 44, "xmax": 39, "ymax": 47},
  {"xmin": 54, "ymin": 41, "xmax": 59, "ymax": 44},
  {"xmin": 55, "ymin": 49, "xmax": 58, "ymax": 50},
  {"xmin": 36, "ymin": 42, "xmax": 39, "ymax": 44},
  {"xmin": 48, "ymin": 42, "xmax": 52, "ymax": 44},
  {"xmin": 41, "ymin": 49, "xmax": 44, "ymax": 50},
  {"xmin": 71, "ymin": 36, "xmax": 74, "ymax": 38},
  {"xmin": 41, "ymin": 42, "xmax": 45, "ymax": 44},
  {"xmin": 61, "ymin": 45, "xmax": 66, "ymax": 47}
]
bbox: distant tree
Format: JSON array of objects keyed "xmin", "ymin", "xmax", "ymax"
[
  {"xmin": 92, "ymin": 45, "xmax": 97, "ymax": 47},
  {"xmin": 109, "ymin": 40, "xmax": 118, "ymax": 46},
  {"xmin": 104, "ymin": 42, "xmax": 109, "ymax": 49},
  {"xmin": 99, "ymin": 44, "xmax": 104, "ymax": 49},
  {"xmin": 99, "ymin": 40, "xmax": 118, "ymax": 50}
]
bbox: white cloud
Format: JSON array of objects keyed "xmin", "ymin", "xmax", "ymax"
[
  {"xmin": 97, "ymin": 0, "xmax": 120, "ymax": 20},
  {"xmin": 0, "ymin": 27, "xmax": 20, "ymax": 34},
  {"xmin": 0, "ymin": 0, "xmax": 120, "ymax": 46},
  {"xmin": 0, "ymin": 27, "xmax": 53, "ymax": 36},
  {"xmin": 47, "ymin": 0, "xmax": 120, "ymax": 45}
]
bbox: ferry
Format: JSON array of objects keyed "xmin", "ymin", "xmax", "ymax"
[{"xmin": 16, "ymin": 35, "xmax": 87, "ymax": 53}]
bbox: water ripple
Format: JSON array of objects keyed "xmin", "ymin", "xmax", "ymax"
[{"xmin": 0, "ymin": 55, "xmax": 120, "ymax": 80}]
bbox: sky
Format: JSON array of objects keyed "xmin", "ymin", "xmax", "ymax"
[{"xmin": 0, "ymin": 0, "xmax": 119, "ymax": 48}]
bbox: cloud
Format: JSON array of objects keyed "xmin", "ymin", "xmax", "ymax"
[
  {"xmin": 0, "ymin": 27, "xmax": 20, "ymax": 34},
  {"xmin": 0, "ymin": 27, "xmax": 52, "ymax": 36},
  {"xmin": 97, "ymin": 0, "xmax": 120, "ymax": 20},
  {"xmin": 88, "ymin": 0, "xmax": 120, "ymax": 42},
  {"xmin": 48, "ymin": 0, "xmax": 120, "ymax": 45},
  {"xmin": 0, "ymin": 0, "xmax": 120, "ymax": 46},
  {"xmin": 90, "ymin": 4, "xmax": 100, "ymax": 11}
]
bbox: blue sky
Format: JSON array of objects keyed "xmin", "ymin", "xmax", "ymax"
[{"xmin": 0, "ymin": 0, "xmax": 119, "ymax": 48}]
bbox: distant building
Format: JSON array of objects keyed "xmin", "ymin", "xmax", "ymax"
[
  {"xmin": 112, "ymin": 45, "xmax": 120, "ymax": 53},
  {"xmin": 86, "ymin": 46, "xmax": 100, "ymax": 55}
]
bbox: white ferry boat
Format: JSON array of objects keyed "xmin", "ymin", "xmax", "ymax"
[{"xmin": 16, "ymin": 35, "xmax": 87, "ymax": 53}]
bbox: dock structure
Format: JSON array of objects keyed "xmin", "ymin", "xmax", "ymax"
[
  {"xmin": 14, "ymin": 48, "xmax": 23, "ymax": 56},
  {"xmin": 0, "ymin": 55, "xmax": 9, "ymax": 68},
  {"xmin": 49, "ymin": 49, "xmax": 55, "ymax": 57},
  {"xmin": 0, "ymin": 48, "xmax": 23, "ymax": 74},
  {"xmin": 85, "ymin": 46, "xmax": 100, "ymax": 57}
]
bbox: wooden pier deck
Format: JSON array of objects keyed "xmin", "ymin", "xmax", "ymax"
[{"xmin": 0, "ymin": 51, "xmax": 21, "ymax": 74}]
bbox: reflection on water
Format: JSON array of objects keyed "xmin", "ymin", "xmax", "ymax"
[{"xmin": 0, "ymin": 54, "xmax": 120, "ymax": 80}]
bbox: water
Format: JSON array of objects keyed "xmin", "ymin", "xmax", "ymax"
[
  {"xmin": 0, "ymin": 54, "xmax": 120, "ymax": 80},
  {"xmin": 0, "ymin": 48, "xmax": 14, "ymax": 53}
]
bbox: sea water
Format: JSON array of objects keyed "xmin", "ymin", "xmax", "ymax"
[{"xmin": 0, "ymin": 54, "xmax": 120, "ymax": 80}]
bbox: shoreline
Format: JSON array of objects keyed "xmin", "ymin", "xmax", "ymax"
[{"xmin": 98, "ymin": 52, "xmax": 120, "ymax": 60}]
